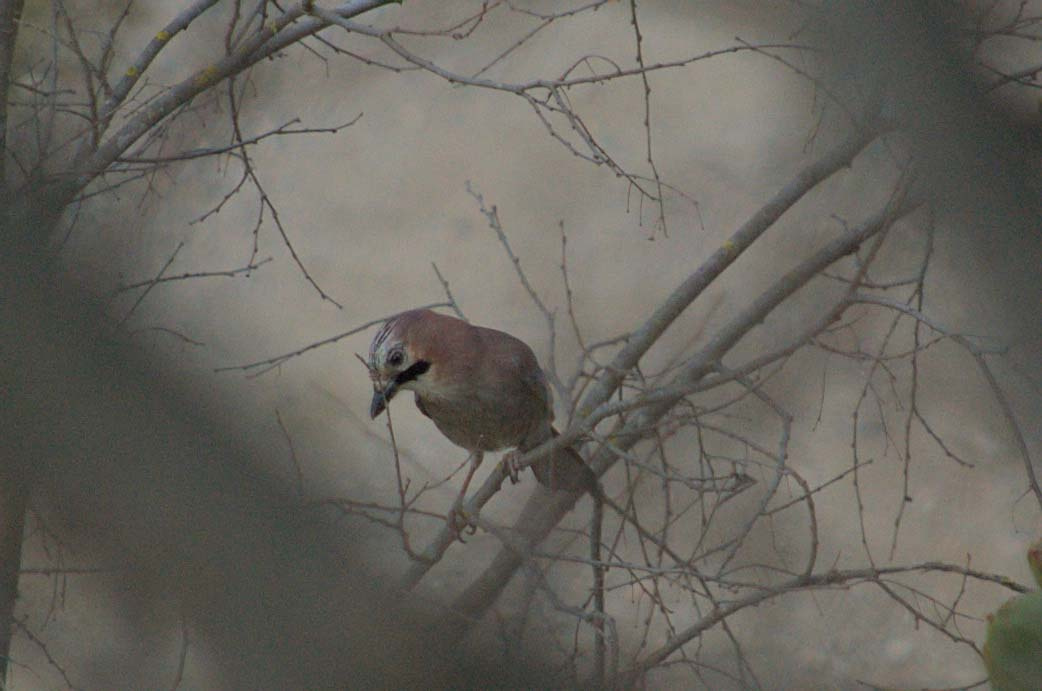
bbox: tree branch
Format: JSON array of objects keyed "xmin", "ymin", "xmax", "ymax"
[
  {"xmin": 571, "ymin": 124, "xmax": 886, "ymax": 424},
  {"xmin": 61, "ymin": 0, "xmax": 394, "ymax": 203},
  {"xmin": 439, "ymin": 189, "xmax": 919, "ymax": 640},
  {"xmin": 619, "ymin": 560, "xmax": 1026, "ymax": 686},
  {"xmin": 0, "ymin": 0, "xmax": 26, "ymax": 188},
  {"xmin": 0, "ymin": 456, "xmax": 28, "ymax": 686},
  {"xmin": 395, "ymin": 127, "xmax": 888, "ymax": 593}
]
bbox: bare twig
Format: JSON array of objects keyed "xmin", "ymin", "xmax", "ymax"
[
  {"xmin": 215, "ymin": 302, "xmax": 452, "ymax": 376},
  {"xmin": 11, "ymin": 617, "xmax": 81, "ymax": 690},
  {"xmin": 117, "ymin": 241, "xmax": 184, "ymax": 326},
  {"xmin": 115, "ymin": 115, "xmax": 362, "ymax": 164},
  {"xmin": 116, "ymin": 256, "xmax": 272, "ymax": 292},
  {"xmin": 431, "ymin": 262, "xmax": 466, "ymax": 320},
  {"xmin": 619, "ymin": 560, "xmax": 1026, "ymax": 686},
  {"xmin": 850, "ymin": 293, "xmax": 1042, "ymax": 511}
]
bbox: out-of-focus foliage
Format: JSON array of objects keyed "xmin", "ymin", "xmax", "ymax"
[{"xmin": 984, "ymin": 538, "xmax": 1042, "ymax": 691}]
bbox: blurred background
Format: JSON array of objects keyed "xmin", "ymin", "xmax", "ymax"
[{"xmin": 3, "ymin": 1, "xmax": 1041, "ymax": 688}]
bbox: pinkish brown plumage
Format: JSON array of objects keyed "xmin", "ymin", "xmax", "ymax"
[{"xmin": 367, "ymin": 308, "xmax": 593, "ymax": 493}]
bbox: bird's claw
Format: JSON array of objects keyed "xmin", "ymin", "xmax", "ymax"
[
  {"xmin": 447, "ymin": 502, "xmax": 477, "ymax": 543},
  {"xmin": 503, "ymin": 450, "xmax": 522, "ymax": 485}
]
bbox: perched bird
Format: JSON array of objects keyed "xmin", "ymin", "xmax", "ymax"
[{"xmin": 366, "ymin": 309, "xmax": 595, "ymax": 504}]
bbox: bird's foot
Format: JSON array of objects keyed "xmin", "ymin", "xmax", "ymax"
[
  {"xmin": 447, "ymin": 499, "xmax": 477, "ymax": 543},
  {"xmin": 503, "ymin": 450, "xmax": 523, "ymax": 485}
]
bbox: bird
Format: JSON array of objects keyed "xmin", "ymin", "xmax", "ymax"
[{"xmin": 366, "ymin": 309, "xmax": 596, "ymax": 519}]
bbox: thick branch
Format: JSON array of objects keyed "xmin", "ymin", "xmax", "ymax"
[
  {"xmin": 98, "ymin": 0, "xmax": 220, "ymax": 126},
  {"xmin": 443, "ymin": 191, "xmax": 918, "ymax": 637},
  {"xmin": 399, "ymin": 128, "xmax": 885, "ymax": 591},
  {"xmin": 62, "ymin": 0, "xmax": 393, "ymax": 202},
  {"xmin": 571, "ymin": 125, "xmax": 884, "ymax": 422}
]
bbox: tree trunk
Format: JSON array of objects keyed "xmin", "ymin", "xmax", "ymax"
[
  {"xmin": 0, "ymin": 463, "xmax": 26, "ymax": 686},
  {"xmin": 0, "ymin": 1, "xmax": 28, "ymax": 682}
]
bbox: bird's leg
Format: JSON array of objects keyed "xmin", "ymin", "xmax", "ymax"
[
  {"xmin": 447, "ymin": 451, "xmax": 482, "ymax": 542},
  {"xmin": 502, "ymin": 449, "xmax": 523, "ymax": 484}
]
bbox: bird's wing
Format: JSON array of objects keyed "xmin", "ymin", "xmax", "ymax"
[
  {"xmin": 522, "ymin": 361, "xmax": 553, "ymax": 419},
  {"xmin": 495, "ymin": 345, "xmax": 552, "ymax": 418},
  {"xmin": 475, "ymin": 325, "xmax": 555, "ymax": 438}
]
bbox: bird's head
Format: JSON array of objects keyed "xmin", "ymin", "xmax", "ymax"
[{"xmin": 367, "ymin": 310, "xmax": 433, "ymax": 418}]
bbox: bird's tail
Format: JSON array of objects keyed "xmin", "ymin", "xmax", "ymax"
[
  {"xmin": 530, "ymin": 428, "xmax": 598, "ymax": 494},
  {"xmin": 530, "ymin": 428, "xmax": 606, "ymax": 681}
]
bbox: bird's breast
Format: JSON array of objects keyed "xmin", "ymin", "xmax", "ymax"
[{"xmin": 416, "ymin": 393, "xmax": 539, "ymax": 453}]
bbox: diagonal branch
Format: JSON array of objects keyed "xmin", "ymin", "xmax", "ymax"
[
  {"xmin": 440, "ymin": 188, "xmax": 920, "ymax": 640},
  {"xmin": 98, "ymin": 0, "xmax": 220, "ymax": 125},
  {"xmin": 61, "ymin": 0, "xmax": 394, "ymax": 203},
  {"xmin": 398, "ymin": 126, "xmax": 887, "ymax": 592},
  {"xmin": 570, "ymin": 124, "xmax": 886, "ymax": 423}
]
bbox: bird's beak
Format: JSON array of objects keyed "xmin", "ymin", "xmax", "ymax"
[{"xmin": 369, "ymin": 381, "xmax": 398, "ymax": 418}]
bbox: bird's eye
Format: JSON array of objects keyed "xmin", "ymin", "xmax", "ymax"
[{"xmin": 388, "ymin": 351, "xmax": 404, "ymax": 367}]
